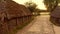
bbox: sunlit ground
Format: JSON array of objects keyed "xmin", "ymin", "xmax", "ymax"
[
  {"xmin": 13, "ymin": 0, "xmax": 47, "ymax": 10},
  {"xmin": 58, "ymin": 3, "xmax": 60, "ymax": 6},
  {"xmin": 40, "ymin": 12, "xmax": 50, "ymax": 15}
]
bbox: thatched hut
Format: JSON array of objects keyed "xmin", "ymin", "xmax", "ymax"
[
  {"xmin": 50, "ymin": 6, "xmax": 60, "ymax": 26},
  {"xmin": 0, "ymin": 0, "xmax": 33, "ymax": 34}
]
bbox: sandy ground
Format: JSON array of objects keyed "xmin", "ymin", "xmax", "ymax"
[{"xmin": 16, "ymin": 15, "xmax": 60, "ymax": 34}]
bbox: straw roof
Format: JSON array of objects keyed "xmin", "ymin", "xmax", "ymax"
[{"xmin": 0, "ymin": 0, "xmax": 32, "ymax": 19}]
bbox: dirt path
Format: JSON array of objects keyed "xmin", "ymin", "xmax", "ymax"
[{"xmin": 16, "ymin": 15, "xmax": 60, "ymax": 34}]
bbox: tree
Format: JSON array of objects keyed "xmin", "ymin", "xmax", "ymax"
[
  {"xmin": 58, "ymin": 0, "xmax": 60, "ymax": 3},
  {"xmin": 44, "ymin": 0, "xmax": 58, "ymax": 12},
  {"xmin": 25, "ymin": 2, "xmax": 37, "ymax": 13}
]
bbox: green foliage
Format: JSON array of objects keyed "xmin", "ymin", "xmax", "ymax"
[
  {"xmin": 25, "ymin": 2, "xmax": 41, "ymax": 15},
  {"xmin": 25, "ymin": 2, "xmax": 37, "ymax": 12},
  {"xmin": 44, "ymin": 0, "xmax": 58, "ymax": 11},
  {"xmin": 58, "ymin": 0, "xmax": 60, "ymax": 3}
]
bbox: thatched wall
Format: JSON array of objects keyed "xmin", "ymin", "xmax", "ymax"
[{"xmin": 0, "ymin": 0, "xmax": 33, "ymax": 34}]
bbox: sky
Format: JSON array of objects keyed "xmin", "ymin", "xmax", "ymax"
[{"xmin": 13, "ymin": 0, "xmax": 47, "ymax": 10}]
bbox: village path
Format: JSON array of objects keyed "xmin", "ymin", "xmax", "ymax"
[{"xmin": 16, "ymin": 14, "xmax": 60, "ymax": 34}]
